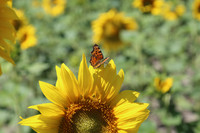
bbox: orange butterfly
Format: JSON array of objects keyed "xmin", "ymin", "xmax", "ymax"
[{"xmin": 90, "ymin": 44, "xmax": 109, "ymax": 69}]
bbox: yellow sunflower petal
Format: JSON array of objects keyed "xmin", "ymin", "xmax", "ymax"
[
  {"xmin": 91, "ymin": 59, "xmax": 117, "ymax": 98},
  {"xmin": 60, "ymin": 63, "xmax": 79, "ymax": 102},
  {"xmin": 0, "ymin": 1, "xmax": 17, "ymax": 70},
  {"xmin": 56, "ymin": 65, "xmax": 79, "ymax": 101},
  {"xmin": 0, "ymin": 39, "xmax": 12, "ymax": 52},
  {"xmin": 0, "ymin": 6, "xmax": 18, "ymax": 20},
  {"xmin": 114, "ymin": 102, "xmax": 149, "ymax": 130},
  {"xmin": 18, "ymin": 115, "xmax": 61, "ymax": 129},
  {"xmin": 101, "ymin": 59, "xmax": 117, "ymax": 84},
  {"xmin": 105, "ymin": 69, "xmax": 124, "ymax": 102},
  {"xmin": 62, "ymin": 63, "xmax": 80, "ymax": 99},
  {"xmin": 39, "ymin": 81, "xmax": 69, "ymax": 107},
  {"xmin": 110, "ymin": 90, "xmax": 140, "ymax": 107},
  {"xmin": 55, "ymin": 65, "xmax": 62, "ymax": 89},
  {"xmin": 161, "ymin": 78, "xmax": 173, "ymax": 93},
  {"xmin": 0, "ymin": 21, "xmax": 15, "ymax": 33},
  {"xmin": 32, "ymin": 127, "xmax": 58, "ymax": 133},
  {"xmin": 28, "ymin": 103, "xmax": 65, "ymax": 117},
  {"xmin": 0, "ymin": 27, "xmax": 15, "ymax": 43},
  {"xmin": 0, "ymin": 48, "xmax": 15, "ymax": 64},
  {"xmin": 118, "ymin": 127, "xmax": 139, "ymax": 133},
  {"xmin": 56, "ymin": 64, "xmax": 74, "ymax": 102},
  {"xmin": 78, "ymin": 54, "xmax": 93, "ymax": 97},
  {"xmin": 114, "ymin": 102, "xmax": 149, "ymax": 117}
]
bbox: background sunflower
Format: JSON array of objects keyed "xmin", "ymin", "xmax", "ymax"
[
  {"xmin": 193, "ymin": 0, "xmax": 200, "ymax": 20},
  {"xmin": 92, "ymin": 9, "xmax": 138, "ymax": 51},
  {"xmin": 42, "ymin": 0, "xmax": 66, "ymax": 16}
]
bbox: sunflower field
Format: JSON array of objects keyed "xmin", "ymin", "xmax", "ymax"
[{"xmin": 0, "ymin": 0, "xmax": 200, "ymax": 132}]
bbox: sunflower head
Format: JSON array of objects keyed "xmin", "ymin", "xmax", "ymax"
[
  {"xmin": 19, "ymin": 54, "xmax": 149, "ymax": 132},
  {"xmin": 92, "ymin": 9, "xmax": 138, "ymax": 51},
  {"xmin": 154, "ymin": 77, "xmax": 173, "ymax": 93},
  {"xmin": 42, "ymin": 0, "xmax": 66, "ymax": 16},
  {"xmin": 17, "ymin": 25, "xmax": 37, "ymax": 50},
  {"xmin": 161, "ymin": 3, "xmax": 185, "ymax": 21},
  {"xmin": 133, "ymin": 0, "xmax": 164, "ymax": 15},
  {"xmin": 193, "ymin": 0, "xmax": 200, "ymax": 21}
]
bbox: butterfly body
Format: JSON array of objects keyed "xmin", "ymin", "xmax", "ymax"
[{"xmin": 90, "ymin": 44, "xmax": 109, "ymax": 69}]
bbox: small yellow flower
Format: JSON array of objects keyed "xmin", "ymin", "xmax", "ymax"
[
  {"xmin": 42, "ymin": 0, "xmax": 66, "ymax": 16},
  {"xmin": 17, "ymin": 25, "xmax": 37, "ymax": 50},
  {"xmin": 133, "ymin": 0, "xmax": 164, "ymax": 15},
  {"xmin": 193, "ymin": 0, "xmax": 200, "ymax": 21},
  {"xmin": 92, "ymin": 9, "xmax": 138, "ymax": 51},
  {"xmin": 154, "ymin": 77, "xmax": 173, "ymax": 93},
  {"xmin": 162, "ymin": 3, "xmax": 185, "ymax": 21},
  {"xmin": 19, "ymin": 54, "xmax": 149, "ymax": 132},
  {"xmin": 0, "ymin": 0, "xmax": 18, "ymax": 75}
]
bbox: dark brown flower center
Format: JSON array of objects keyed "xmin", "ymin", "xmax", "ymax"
[
  {"xmin": 59, "ymin": 98, "xmax": 118, "ymax": 133},
  {"xmin": 142, "ymin": 0, "xmax": 154, "ymax": 6},
  {"xmin": 198, "ymin": 5, "xmax": 200, "ymax": 13},
  {"xmin": 12, "ymin": 20, "xmax": 23, "ymax": 31},
  {"xmin": 20, "ymin": 33, "xmax": 28, "ymax": 43},
  {"xmin": 104, "ymin": 21, "xmax": 120, "ymax": 37}
]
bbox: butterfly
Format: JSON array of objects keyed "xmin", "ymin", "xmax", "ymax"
[{"xmin": 90, "ymin": 44, "xmax": 109, "ymax": 69}]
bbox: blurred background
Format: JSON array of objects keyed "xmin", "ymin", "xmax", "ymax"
[{"xmin": 0, "ymin": 0, "xmax": 200, "ymax": 132}]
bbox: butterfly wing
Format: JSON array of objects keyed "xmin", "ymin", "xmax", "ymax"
[
  {"xmin": 91, "ymin": 44, "xmax": 103, "ymax": 60},
  {"xmin": 90, "ymin": 44, "xmax": 108, "ymax": 68},
  {"xmin": 89, "ymin": 55, "xmax": 98, "ymax": 67},
  {"xmin": 93, "ymin": 57, "xmax": 109, "ymax": 69}
]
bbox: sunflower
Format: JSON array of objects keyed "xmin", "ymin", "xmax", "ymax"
[
  {"xmin": 13, "ymin": 9, "xmax": 37, "ymax": 50},
  {"xmin": 162, "ymin": 3, "xmax": 185, "ymax": 21},
  {"xmin": 0, "ymin": 0, "xmax": 18, "ymax": 75},
  {"xmin": 133, "ymin": 0, "xmax": 164, "ymax": 15},
  {"xmin": 13, "ymin": 9, "xmax": 28, "ymax": 31},
  {"xmin": 17, "ymin": 25, "xmax": 37, "ymax": 50},
  {"xmin": 92, "ymin": 9, "xmax": 138, "ymax": 51},
  {"xmin": 19, "ymin": 54, "xmax": 149, "ymax": 132},
  {"xmin": 154, "ymin": 77, "xmax": 173, "ymax": 94},
  {"xmin": 42, "ymin": 0, "xmax": 66, "ymax": 16},
  {"xmin": 193, "ymin": 0, "xmax": 200, "ymax": 21}
]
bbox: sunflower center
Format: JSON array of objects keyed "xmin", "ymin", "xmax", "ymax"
[
  {"xmin": 198, "ymin": 5, "xmax": 200, "ymax": 13},
  {"xmin": 142, "ymin": 0, "xmax": 154, "ymax": 6},
  {"xmin": 104, "ymin": 22, "xmax": 119, "ymax": 37},
  {"xmin": 12, "ymin": 20, "xmax": 23, "ymax": 31},
  {"xmin": 59, "ymin": 98, "xmax": 118, "ymax": 133},
  {"xmin": 51, "ymin": 0, "xmax": 58, "ymax": 6},
  {"xmin": 20, "ymin": 33, "xmax": 28, "ymax": 43},
  {"xmin": 103, "ymin": 21, "xmax": 121, "ymax": 43}
]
